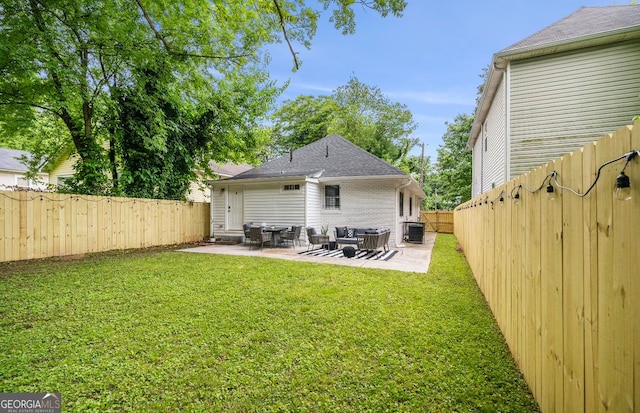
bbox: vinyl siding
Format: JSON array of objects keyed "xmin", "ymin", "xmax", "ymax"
[
  {"xmin": 210, "ymin": 187, "xmax": 226, "ymax": 237},
  {"xmin": 243, "ymin": 182, "xmax": 306, "ymax": 228},
  {"xmin": 48, "ymin": 155, "xmax": 77, "ymax": 185},
  {"xmin": 483, "ymin": 77, "xmax": 507, "ymax": 192},
  {"xmin": 471, "ymin": 77, "xmax": 507, "ymax": 196},
  {"xmin": 305, "ymin": 181, "xmax": 322, "ymax": 242},
  {"xmin": 186, "ymin": 172, "xmax": 211, "ymax": 202},
  {"xmin": 509, "ymin": 41, "xmax": 640, "ymax": 177},
  {"xmin": 471, "ymin": 136, "xmax": 483, "ymax": 197}
]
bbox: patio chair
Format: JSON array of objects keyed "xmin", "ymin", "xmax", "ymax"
[
  {"xmin": 280, "ymin": 225, "xmax": 302, "ymax": 248},
  {"xmin": 306, "ymin": 227, "xmax": 329, "ymax": 251},
  {"xmin": 243, "ymin": 222, "xmax": 253, "ymax": 245},
  {"xmin": 382, "ymin": 230, "xmax": 391, "ymax": 252},
  {"xmin": 249, "ymin": 226, "xmax": 270, "ymax": 250}
]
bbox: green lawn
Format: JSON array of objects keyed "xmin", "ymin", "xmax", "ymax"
[{"xmin": 0, "ymin": 234, "xmax": 539, "ymax": 412}]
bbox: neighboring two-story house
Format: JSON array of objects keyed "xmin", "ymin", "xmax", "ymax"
[{"xmin": 469, "ymin": 5, "xmax": 640, "ymax": 196}]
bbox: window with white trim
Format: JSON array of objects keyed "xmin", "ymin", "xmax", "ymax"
[
  {"xmin": 283, "ymin": 184, "xmax": 300, "ymax": 191},
  {"xmin": 15, "ymin": 175, "xmax": 30, "ymax": 188}
]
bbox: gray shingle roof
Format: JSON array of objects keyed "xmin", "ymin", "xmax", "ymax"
[
  {"xmin": 0, "ymin": 148, "xmax": 33, "ymax": 172},
  {"xmin": 228, "ymin": 134, "xmax": 407, "ymax": 181},
  {"xmin": 501, "ymin": 5, "xmax": 640, "ymax": 54}
]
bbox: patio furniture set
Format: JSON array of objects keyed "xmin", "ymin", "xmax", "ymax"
[
  {"xmin": 243, "ymin": 223, "xmax": 391, "ymax": 255},
  {"xmin": 306, "ymin": 226, "xmax": 392, "ymax": 255},
  {"xmin": 243, "ymin": 223, "xmax": 302, "ymax": 250}
]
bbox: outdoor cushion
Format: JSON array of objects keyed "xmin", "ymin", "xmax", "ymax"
[
  {"xmin": 335, "ymin": 226, "xmax": 346, "ymax": 238},
  {"xmin": 346, "ymin": 228, "xmax": 356, "ymax": 238}
]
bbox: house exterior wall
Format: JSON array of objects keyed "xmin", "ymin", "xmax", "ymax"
[
  {"xmin": 472, "ymin": 137, "xmax": 483, "ymax": 197},
  {"xmin": 210, "ymin": 186, "xmax": 226, "ymax": 238},
  {"xmin": 304, "ymin": 181, "xmax": 322, "ymax": 242},
  {"xmin": 48, "ymin": 154, "xmax": 78, "ymax": 186},
  {"xmin": 243, "ymin": 181, "xmax": 306, "ymax": 227},
  {"xmin": 186, "ymin": 173, "xmax": 210, "ymax": 202},
  {"xmin": 209, "ymin": 180, "xmax": 308, "ymax": 239},
  {"xmin": 472, "ymin": 77, "xmax": 508, "ymax": 197},
  {"xmin": 0, "ymin": 170, "xmax": 49, "ymax": 189},
  {"xmin": 509, "ymin": 41, "xmax": 640, "ymax": 178},
  {"xmin": 209, "ymin": 177, "xmax": 422, "ymax": 248},
  {"xmin": 320, "ymin": 179, "xmax": 402, "ymax": 247}
]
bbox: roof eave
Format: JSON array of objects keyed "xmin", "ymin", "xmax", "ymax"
[
  {"xmin": 468, "ymin": 57, "xmax": 507, "ymax": 150},
  {"xmin": 496, "ymin": 26, "xmax": 640, "ymax": 61},
  {"xmin": 208, "ymin": 175, "xmax": 315, "ymax": 186},
  {"xmin": 467, "ymin": 26, "xmax": 640, "ymax": 151}
]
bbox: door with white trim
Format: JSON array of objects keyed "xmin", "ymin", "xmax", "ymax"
[{"xmin": 227, "ymin": 186, "xmax": 244, "ymax": 230}]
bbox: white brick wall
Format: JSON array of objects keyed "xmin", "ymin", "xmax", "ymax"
[{"xmin": 321, "ymin": 179, "xmax": 401, "ymax": 247}]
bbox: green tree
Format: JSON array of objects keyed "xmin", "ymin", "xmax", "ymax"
[
  {"xmin": 0, "ymin": 0, "xmax": 406, "ymax": 197},
  {"xmin": 270, "ymin": 76, "xmax": 418, "ymax": 164},
  {"xmin": 269, "ymin": 95, "xmax": 339, "ymax": 155},
  {"xmin": 426, "ymin": 113, "xmax": 473, "ymax": 209}
]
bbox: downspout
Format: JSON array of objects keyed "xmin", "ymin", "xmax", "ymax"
[{"xmin": 504, "ymin": 63, "xmax": 511, "ymax": 182}]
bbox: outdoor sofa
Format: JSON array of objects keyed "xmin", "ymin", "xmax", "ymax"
[{"xmin": 334, "ymin": 227, "xmax": 390, "ymax": 252}]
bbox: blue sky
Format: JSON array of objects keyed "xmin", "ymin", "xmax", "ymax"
[{"xmin": 264, "ymin": 0, "xmax": 621, "ymax": 160}]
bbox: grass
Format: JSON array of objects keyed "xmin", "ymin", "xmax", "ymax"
[{"xmin": 0, "ymin": 235, "xmax": 539, "ymax": 412}]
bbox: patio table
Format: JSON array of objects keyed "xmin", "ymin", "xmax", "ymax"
[{"xmin": 262, "ymin": 226, "xmax": 289, "ymax": 247}]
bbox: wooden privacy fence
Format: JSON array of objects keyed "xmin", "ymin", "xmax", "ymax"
[
  {"xmin": 454, "ymin": 122, "xmax": 640, "ymax": 413},
  {"xmin": 420, "ymin": 210, "xmax": 454, "ymax": 233},
  {"xmin": 0, "ymin": 191, "xmax": 210, "ymax": 262}
]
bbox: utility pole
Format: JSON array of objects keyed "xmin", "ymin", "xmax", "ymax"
[{"xmin": 419, "ymin": 142, "xmax": 425, "ymax": 187}]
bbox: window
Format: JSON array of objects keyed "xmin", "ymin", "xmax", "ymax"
[
  {"xmin": 324, "ymin": 185, "xmax": 340, "ymax": 209},
  {"xmin": 409, "ymin": 196, "xmax": 413, "ymax": 217},
  {"xmin": 483, "ymin": 121, "xmax": 488, "ymax": 152},
  {"xmin": 399, "ymin": 191, "xmax": 404, "ymax": 217},
  {"xmin": 283, "ymin": 184, "xmax": 300, "ymax": 191},
  {"xmin": 57, "ymin": 175, "xmax": 73, "ymax": 186},
  {"xmin": 15, "ymin": 176, "xmax": 30, "ymax": 188}
]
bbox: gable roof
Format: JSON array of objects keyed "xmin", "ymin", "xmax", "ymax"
[
  {"xmin": 0, "ymin": 148, "xmax": 33, "ymax": 173},
  {"xmin": 226, "ymin": 134, "xmax": 408, "ymax": 181},
  {"xmin": 469, "ymin": 5, "xmax": 640, "ymax": 148},
  {"xmin": 500, "ymin": 5, "xmax": 640, "ymax": 58}
]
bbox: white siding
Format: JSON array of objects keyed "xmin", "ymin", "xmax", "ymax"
[
  {"xmin": 243, "ymin": 182, "xmax": 306, "ymax": 227},
  {"xmin": 210, "ymin": 181, "xmax": 306, "ymax": 238},
  {"xmin": 320, "ymin": 179, "xmax": 400, "ymax": 247},
  {"xmin": 510, "ymin": 41, "xmax": 640, "ymax": 177},
  {"xmin": 48, "ymin": 154, "xmax": 79, "ymax": 185},
  {"xmin": 186, "ymin": 173, "xmax": 211, "ymax": 202},
  {"xmin": 305, "ymin": 181, "xmax": 322, "ymax": 242},
  {"xmin": 0, "ymin": 171, "xmax": 49, "ymax": 189},
  {"xmin": 472, "ymin": 77, "xmax": 507, "ymax": 196},
  {"xmin": 210, "ymin": 186, "xmax": 227, "ymax": 237},
  {"xmin": 471, "ymin": 137, "xmax": 483, "ymax": 197},
  {"xmin": 483, "ymin": 78, "xmax": 507, "ymax": 192}
]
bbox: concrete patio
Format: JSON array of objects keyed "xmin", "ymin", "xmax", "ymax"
[{"xmin": 178, "ymin": 232, "xmax": 436, "ymax": 273}]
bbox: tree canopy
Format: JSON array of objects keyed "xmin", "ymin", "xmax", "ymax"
[
  {"xmin": 270, "ymin": 76, "xmax": 419, "ymax": 165},
  {"xmin": 424, "ymin": 113, "xmax": 473, "ymax": 210},
  {"xmin": 0, "ymin": 0, "xmax": 406, "ymax": 198}
]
